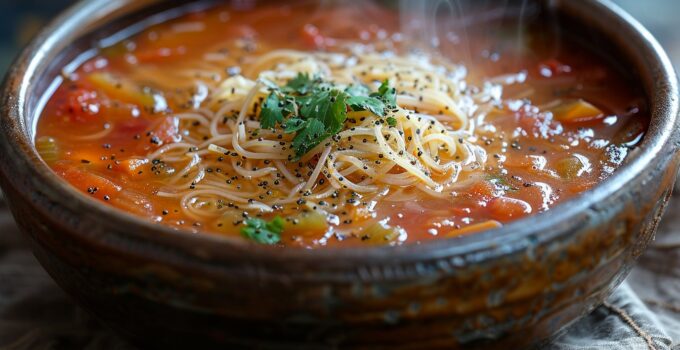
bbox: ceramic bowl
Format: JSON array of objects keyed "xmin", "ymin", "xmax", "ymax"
[{"xmin": 0, "ymin": 0, "xmax": 678, "ymax": 348}]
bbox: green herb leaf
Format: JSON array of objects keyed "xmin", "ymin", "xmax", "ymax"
[
  {"xmin": 345, "ymin": 84, "xmax": 370, "ymax": 97},
  {"xmin": 260, "ymin": 93, "xmax": 285, "ymax": 129},
  {"xmin": 291, "ymin": 118, "xmax": 329, "ymax": 159},
  {"xmin": 371, "ymin": 79, "xmax": 397, "ymax": 106},
  {"xmin": 386, "ymin": 116, "xmax": 397, "ymax": 126},
  {"xmin": 241, "ymin": 216, "xmax": 285, "ymax": 244},
  {"xmin": 284, "ymin": 117, "xmax": 306, "ymax": 134},
  {"xmin": 300, "ymin": 89, "xmax": 347, "ymax": 131},
  {"xmin": 283, "ymin": 73, "xmax": 316, "ymax": 95},
  {"xmin": 257, "ymin": 76, "xmax": 397, "ymax": 159},
  {"xmin": 346, "ymin": 83, "xmax": 386, "ymax": 116},
  {"xmin": 347, "ymin": 95, "xmax": 385, "ymax": 117}
]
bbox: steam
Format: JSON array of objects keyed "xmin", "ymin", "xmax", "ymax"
[{"xmin": 395, "ymin": 0, "xmax": 546, "ymax": 72}]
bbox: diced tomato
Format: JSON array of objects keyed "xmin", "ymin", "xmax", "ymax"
[
  {"xmin": 469, "ymin": 180, "xmax": 495, "ymax": 198},
  {"xmin": 56, "ymin": 88, "xmax": 102, "ymax": 123},
  {"xmin": 538, "ymin": 58, "xmax": 571, "ymax": 78},
  {"xmin": 117, "ymin": 118, "xmax": 151, "ymax": 137},
  {"xmin": 488, "ymin": 197, "xmax": 532, "ymax": 221},
  {"xmin": 55, "ymin": 165, "xmax": 122, "ymax": 202},
  {"xmin": 112, "ymin": 158, "xmax": 151, "ymax": 178},
  {"xmin": 149, "ymin": 116, "xmax": 181, "ymax": 145},
  {"xmin": 66, "ymin": 149, "xmax": 108, "ymax": 169},
  {"xmin": 516, "ymin": 105, "xmax": 563, "ymax": 139},
  {"xmin": 300, "ymin": 24, "xmax": 335, "ymax": 49},
  {"xmin": 114, "ymin": 116, "xmax": 179, "ymax": 152}
]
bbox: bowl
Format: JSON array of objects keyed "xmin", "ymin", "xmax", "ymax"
[{"xmin": 1, "ymin": 0, "xmax": 678, "ymax": 348}]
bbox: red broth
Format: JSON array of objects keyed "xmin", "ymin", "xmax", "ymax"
[{"xmin": 35, "ymin": 2, "xmax": 647, "ymax": 247}]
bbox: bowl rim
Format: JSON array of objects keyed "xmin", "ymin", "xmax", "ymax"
[{"xmin": 1, "ymin": 0, "xmax": 678, "ymax": 264}]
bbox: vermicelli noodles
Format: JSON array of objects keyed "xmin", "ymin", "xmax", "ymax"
[{"xmin": 150, "ymin": 48, "xmax": 492, "ymax": 228}]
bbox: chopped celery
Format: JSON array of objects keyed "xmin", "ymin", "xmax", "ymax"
[
  {"xmin": 88, "ymin": 72, "xmax": 167, "ymax": 112},
  {"xmin": 284, "ymin": 211, "xmax": 328, "ymax": 237},
  {"xmin": 360, "ymin": 221, "xmax": 404, "ymax": 245},
  {"xmin": 555, "ymin": 155, "xmax": 591, "ymax": 179},
  {"xmin": 35, "ymin": 136, "xmax": 59, "ymax": 163}
]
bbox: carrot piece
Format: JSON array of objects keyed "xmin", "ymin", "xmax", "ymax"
[
  {"xmin": 551, "ymin": 99, "xmax": 604, "ymax": 123},
  {"xmin": 113, "ymin": 158, "xmax": 151, "ymax": 178},
  {"xmin": 445, "ymin": 220, "xmax": 502, "ymax": 237}
]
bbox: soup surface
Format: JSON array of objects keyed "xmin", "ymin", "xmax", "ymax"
[{"xmin": 36, "ymin": 1, "xmax": 648, "ymax": 247}]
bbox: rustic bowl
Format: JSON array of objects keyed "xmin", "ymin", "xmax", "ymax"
[{"xmin": 0, "ymin": 0, "xmax": 678, "ymax": 348}]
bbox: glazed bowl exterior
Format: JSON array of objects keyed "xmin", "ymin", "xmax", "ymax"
[{"xmin": 0, "ymin": 0, "xmax": 678, "ymax": 348}]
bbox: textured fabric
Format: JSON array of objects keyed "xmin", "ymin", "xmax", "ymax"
[
  {"xmin": 1, "ymin": 192, "xmax": 679, "ymax": 349},
  {"xmin": 552, "ymin": 284, "xmax": 672, "ymax": 350}
]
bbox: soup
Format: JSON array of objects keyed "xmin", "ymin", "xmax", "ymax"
[{"xmin": 35, "ymin": 1, "xmax": 647, "ymax": 247}]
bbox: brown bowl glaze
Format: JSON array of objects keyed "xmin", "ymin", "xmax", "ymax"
[{"xmin": 0, "ymin": 0, "xmax": 678, "ymax": 348}]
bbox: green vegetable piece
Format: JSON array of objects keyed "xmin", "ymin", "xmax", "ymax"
[
  {"xmin": 241, "ymin": 216, "xmax": 285, "ymax": 244},
  {"xmin": 386, "ymin": 117, "xmax": 397, "ymax": 126}
]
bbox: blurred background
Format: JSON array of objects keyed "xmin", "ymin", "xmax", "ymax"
[{"xmin": 0, "ymin": 0, "xmax": 679, "ymax": 74}]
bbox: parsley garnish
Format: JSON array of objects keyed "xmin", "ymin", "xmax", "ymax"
[
  {"xmin": 260, "ymin": 93, "xmax": 285, "ymax": 129},
  {"xmin": 373, "ymin": 79, "xmax": 397, "ymax": 106},
  {"xmin": 241, "ymin": 216, "xmax": 285, "ymax": 244},
  {"xmin": 259, "ymin": 74, "xmax": 397, "ymax": 160}
]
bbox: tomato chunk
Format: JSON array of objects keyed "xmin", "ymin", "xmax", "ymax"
[
  {"xmin": 538, "ymin": 58, "xmax": 571, "ymax": 77},
  {"xmin": 488, "ymin": 197, "xmax": 532, "ymax": 221},
  {"xmin": 300, "ymin": 24, "xmax": 336, "ymax": 49},
  {"xmin": 56, "ymin": 88, "xmax": 102, "ymax": 123},
  {"xmin": 55, "ymin": 165, "xmax": 122, "ymax": 201}
]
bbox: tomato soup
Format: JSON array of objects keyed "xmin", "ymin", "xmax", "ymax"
[{"xmin": 35, "ymin": 1, "xmax": 648, "ymax": 247}]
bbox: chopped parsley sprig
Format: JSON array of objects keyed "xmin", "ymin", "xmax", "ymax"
[
  {"xmin": 241, "ymin": 216, "xmax": 285, "ymax": 244},
  {"xmin": 260, "ymin": 73, "xmax": 397, "ymax": 160}
]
